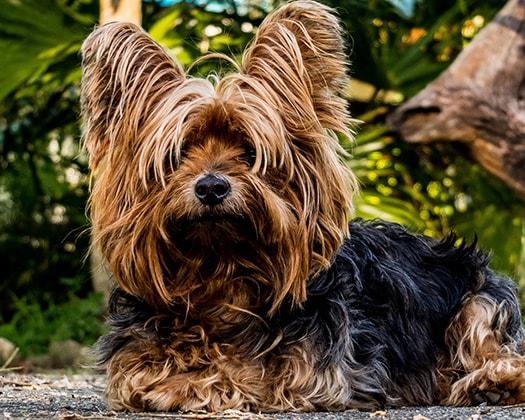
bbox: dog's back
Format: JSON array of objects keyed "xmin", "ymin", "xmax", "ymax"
[{"xmin": 312, "ymin": 219, "xmax": 525, "ymax": 406}]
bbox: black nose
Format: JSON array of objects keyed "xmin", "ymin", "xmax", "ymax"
[{"xmin": 194, "ymin": 174, "xmax": 231, "ymax": 206}]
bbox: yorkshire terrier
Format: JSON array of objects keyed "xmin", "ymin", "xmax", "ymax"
[{"xmin": 81, "ymin": 0, "xmax": 525, "ymax": 412}]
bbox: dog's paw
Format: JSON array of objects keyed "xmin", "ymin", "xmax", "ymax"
[{"xmin": 472, "ymin": 389, "xmax": 511, "ymax": 405}]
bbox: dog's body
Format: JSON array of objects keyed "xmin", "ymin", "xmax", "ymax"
[
  {"xmin": 81, "ymin": 0, "xmax": 525, "ymax": 412},
  {"xmin": 95, "ymin": 219, "xmax": 525, "ymax": 411}
]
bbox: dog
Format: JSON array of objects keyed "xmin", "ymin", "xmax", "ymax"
[{"xmin": 80, "ymin": 0, "xmax": 525, "ymax": 412}]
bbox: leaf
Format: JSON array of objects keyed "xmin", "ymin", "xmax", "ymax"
[
  {"xmin": 149, "ymin": 5, "xmax": 184, "ymax": 41},
  {"xmin": 0, "ymin": 0, "xmax": 88, "ymax": 101},
  {"xmin": 354, "ymin": 192, "xmax": 426, "ymax": 229}
]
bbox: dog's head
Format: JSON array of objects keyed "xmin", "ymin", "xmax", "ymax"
[{"xmin": 81, "ymin": 0, "xmax": 357, "ymax": 314}]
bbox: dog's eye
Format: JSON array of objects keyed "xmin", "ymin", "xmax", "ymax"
[
  {"xmin": 163, "ymin": 149, "xmax": 187, "ymax": 171},
  {"xmin": 240, "ymin": 146, "xmax": 257, "ymax": 167}
]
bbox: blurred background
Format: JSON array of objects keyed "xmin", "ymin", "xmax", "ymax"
[{"xmin": 0, "ymin": 0, "xmax": 523, "ymax": 367}]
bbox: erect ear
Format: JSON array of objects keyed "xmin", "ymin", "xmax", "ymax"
[
  {"xmin": 241, "ymin": 0, "xmax": 350, "ymax": 135},
  {"xmin": 81, "ymin": 22, "xmax": 185, "ymax": 170}
]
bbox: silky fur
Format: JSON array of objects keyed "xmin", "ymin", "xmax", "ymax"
[{"xmin": 81, "ymin": 0, "xmax": 525, "ymax": 413}]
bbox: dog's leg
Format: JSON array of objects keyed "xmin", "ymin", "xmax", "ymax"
[
  {"xmin": 438, "ymin": 289, "xmax": 525, "ymax": 406},
  {"xmin": 102, "ymin": 340, "xmax": 273, "ymax": 412},
  {"xmin": 103, "ymin": 338, "xmax": 367, "ymax": 412}
]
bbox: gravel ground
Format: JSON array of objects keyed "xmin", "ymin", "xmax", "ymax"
[{"xmin": 1, "ymin": 373, "xmax": 525, "ymax": 420}]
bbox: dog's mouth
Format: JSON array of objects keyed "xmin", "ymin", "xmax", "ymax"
[
  {"xmin": 169, "ymin": 212, "xmax": 257, "ymax": 247},
  {"xmin": 189, "ymin": 213, "xmax": 246, "ymax": 225},
  {"xmin": 186, "ymin": 211, "xmax": 252, "ymax": 229}
]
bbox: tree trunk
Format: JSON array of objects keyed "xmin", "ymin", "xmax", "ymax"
[
  {"xmin": 388, "ymin": 0, "xmax": 525, "ymax": 200},
  {"xmin": 99, "ymin": 0, "xmax": 142, "ymax": 26}
]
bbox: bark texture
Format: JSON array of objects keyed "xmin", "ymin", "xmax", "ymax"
[{"xmin": 388, "ymin": 0, "xmax": 525, "ymax": 200}]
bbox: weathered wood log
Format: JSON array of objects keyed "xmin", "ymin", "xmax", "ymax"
[{"xmin": 388, "ymin": 0, "xmax": 525, "ymax": 200}]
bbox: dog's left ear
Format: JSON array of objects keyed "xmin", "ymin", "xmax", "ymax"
[
  {"xmin": 241, "ymin": 0, "xmax": 350, "ymax": 136},
  {"xmin": 81, "ymin": 22, "xmax": 185, "ymax": 170}
]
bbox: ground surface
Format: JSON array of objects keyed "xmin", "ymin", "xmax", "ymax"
[{"xmin": 1, "ymin": 373, "xmax": 525, "ymax": 419}]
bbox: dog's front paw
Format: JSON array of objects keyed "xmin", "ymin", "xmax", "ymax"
[{"xmin": 472, "ymin": 389, "xmax": 511, "ymax": 405}]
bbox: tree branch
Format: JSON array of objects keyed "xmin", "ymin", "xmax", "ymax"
[{"xmin": 388, "ymin": 0, "xmax": 525, "ymax": 200}]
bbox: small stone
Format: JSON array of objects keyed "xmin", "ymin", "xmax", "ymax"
[{"xmin": 0, "ymin": 337, "xmax": 18, "ymax": 365}]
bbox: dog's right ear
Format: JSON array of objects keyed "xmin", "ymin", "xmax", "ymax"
[
  {"xmin": 240, "ymin": 1, "xmax": 350, "ymax": 139},
  {"xmin": 81, "ymin": 22, "xmax": 185, "ymax": 170}
]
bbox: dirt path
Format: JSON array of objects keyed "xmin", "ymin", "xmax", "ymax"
[{"xmin": 1, "ymin": 373, "xmax": 525, "ymax": 419}]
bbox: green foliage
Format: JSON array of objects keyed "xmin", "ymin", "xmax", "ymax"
[
  {"xmin": 336, "ymin": 0, "xmax": 523, "ymax": 278},
  {"xmin": 350, "ymin": 108, "xmax": 522, "ymax": 276},
  {"xmin": 146, "ymin": 1, "xmax": 274, "ymax": 76},
  {"xmin": 327, "ymin": 0, "xmax": 505, "ymax": 96},
  {"xmin": 0, "ymin": 0, "xmax": 95, "ymax": 101},
  {"xmin": 0, "ymin": 292, "xmax": 105, "ymax": 356},
  {"xmin": 0, "ymin": 81, "xmax": 91, "ymax": 320},
  {"xmin": 0, "ymin": 0, "xmax": 97, "ymax": 350}
]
